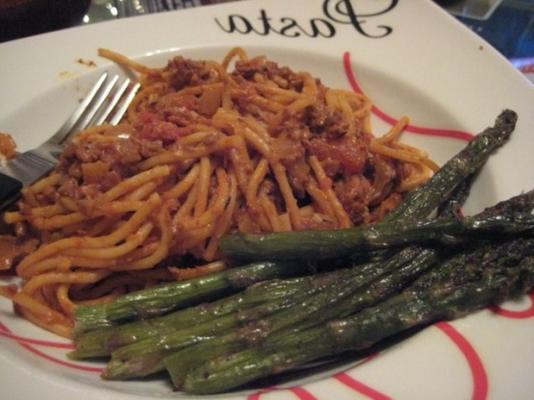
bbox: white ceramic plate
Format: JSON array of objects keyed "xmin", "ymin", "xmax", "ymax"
[{"xmin": 1, "ymin": 1, "xmax": 533, "ymax": 399}]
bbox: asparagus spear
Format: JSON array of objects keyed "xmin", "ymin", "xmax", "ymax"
[
  {"xmin": 162, "ymin": 246, "xmax": 439, "ymax": 388},
  {"xmin": 182, "ymin": 241, "xmax": 534, "ymax": 394},
  {"xmin": 101, "ymin": 247, "xmax": 423, "ymax": 379},
  {"xmin": 220, "ymin": 110, "xmax": 518, "ymax": 261},
  {"xmin": 218, "ymin": 210, "xmax": 534, "ymax": 261},
  {"xmin": 72, "ymin": 267, "xmax": 360, "ymax": 358},
  {"xmin": 477, "ymin": 189, "xmax": 534, "ymax": 218},
  {"xmin": 102, "ymin": 271, "xmax": 354, "ymax": 379},
  {"xmin": 409, "ymin": 190, "xmax": 534, "ymax": 292},
  {"xmin": 101, "ymin": 295, "xmax": 301, "ymax": 379},
  {"xmin": 382, "ymin": 109, "xmax": 517, "ymax": 222},
  {"xmin": 72, "ymin": 277, "xmax": 312, "ymax": 358},
  {"xmin": 74, "ymin": 261, "xmax": 310, "ymax": 334},
  {"xmin": 159, "ymin": 278, "xmax": 364, "ymax": 385}
]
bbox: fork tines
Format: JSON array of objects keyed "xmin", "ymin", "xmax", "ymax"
[
  {"xmin": 0, "ymin": 72, "xmax": 141, "ymax": 204},
  {"xmin": 56, "ymin": 73, "xmax": 140, "ymax": 145},
  {"xmin": 75, "ymin": 73, "xmax": 141, "ymax": 133}
]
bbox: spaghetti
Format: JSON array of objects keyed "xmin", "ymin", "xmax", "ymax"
[{"xmin": 0, "ymin": 48, "xmax": 437, "ymax": 337}]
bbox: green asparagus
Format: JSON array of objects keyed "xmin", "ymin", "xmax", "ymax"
[
  {"xmin": 102, "ymin": 247, "xmax": 425, "ymax": 379},
  {"xmin": 182, "ymin": 240, "xmax": 534, "ymax": 393},
  {"xmin": 74, "ymin": 261, "xmax": 310, "ymax": 334},
  {"xmin": 218, "ymin": 210, "xmax": 534, "ymax": 261},
  {"xmin": 72, "ymin": 267, "xmax": 359, "ymax": 358},
  {"xmin": 382, "ymin": 109, "xmax": 517, "ymax": 222},
  {"xmin": 163, "ymin": 246, "xmax": 439, "ymax": 388},
  {"xmin": 102, "ymin": 270, "xmax": 353, "ymax": 379}
]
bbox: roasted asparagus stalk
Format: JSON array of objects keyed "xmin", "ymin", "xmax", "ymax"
[
  {"xmin": 101, "ymin": 249, "xmax": 424, "ymax": 379},
  {"xmin": 219, "ymin": 211, "xmax": 534, "ymax": 261},
  {"xmin": 181, "ymin": 238, "xmax": 534, "ymax": 394},
  {"xmin": 72, "ymin": 267, "xmax": 358, "ymax": 358},
  {"xmin": 74, "ymin": 261, "xmax": 310, "ymax": 334}
]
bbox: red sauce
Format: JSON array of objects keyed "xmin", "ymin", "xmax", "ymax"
[{"xmin": 308, "ymin": 134, "xmax": 368, "ymax": 175}]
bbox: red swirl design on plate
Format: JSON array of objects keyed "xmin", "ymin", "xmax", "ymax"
[
  {"xmin": 0, "ymin": 326, "xmax": 73, "ymax": 349},
  {"xmin": 435, "ymin": 322, "xmax": 488, "ymax": 400},
  {"xmin": 334, "ymin": 372, "xmax": 391, "ymax": 400},
  {"xmin": 288, "ymin": 387, "xmax": 319, "ymax": 400},
  {"xmin": 0, "ymin": 320, "xmax": 102, "ymax": 373},
  {"xmin": 342, "ymin": 51, "xmax": 474, "ymax": 142},
  {"xmin": 490, "ymin": 291, "xmax": 534, "ymax": 319}
]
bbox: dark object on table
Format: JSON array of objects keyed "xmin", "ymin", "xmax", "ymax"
[{"xmin": 0, "ymin": 0, "xmax": 91, "ymax": 42}]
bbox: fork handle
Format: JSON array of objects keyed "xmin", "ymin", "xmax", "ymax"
[{"xmin": 0, "ymin": 172, "xmax": 22, "ymax": 212}]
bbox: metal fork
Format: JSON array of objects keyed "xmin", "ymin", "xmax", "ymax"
[
  {"xmin": 113, "ymin": 0, "xmax": 199, "ymax": 17},
  {"xmin": 0, "ymin": 72, "xmax": 141, "ymax": 210}
]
